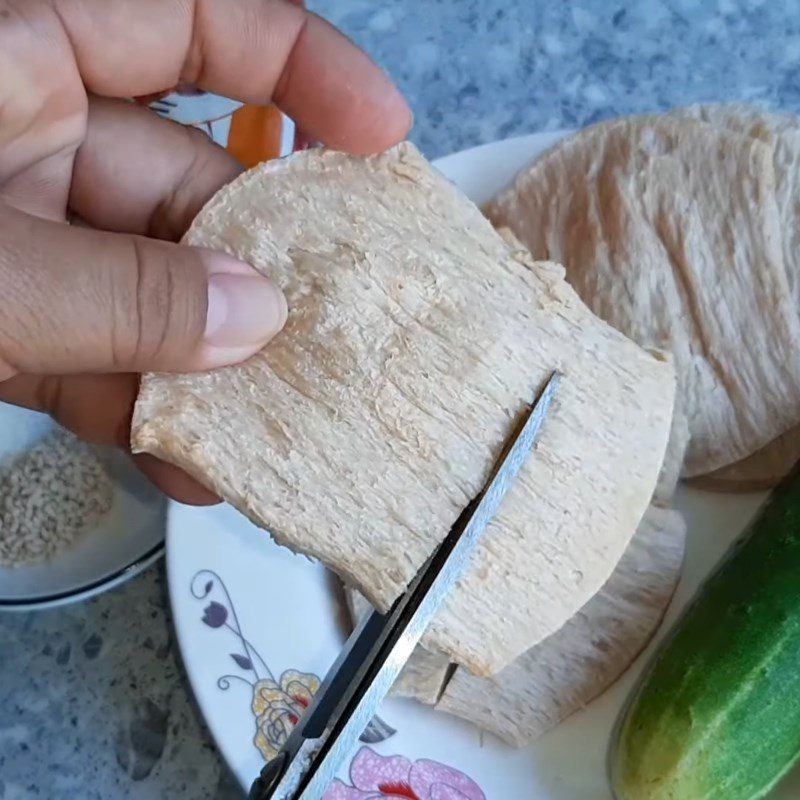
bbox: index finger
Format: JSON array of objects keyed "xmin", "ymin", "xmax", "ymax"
[{"xmin": 51, "ymin": 0, "xmax": 412, "ymax": 153}]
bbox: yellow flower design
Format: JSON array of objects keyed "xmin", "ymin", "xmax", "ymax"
[{"xmin": 252, "ymin": 670, "xmax": 320, "ymax": 761}]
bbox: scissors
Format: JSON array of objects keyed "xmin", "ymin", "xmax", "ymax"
[{"xmin": 249, "ymin": 372, "xmax": 560, "ymax": 800}]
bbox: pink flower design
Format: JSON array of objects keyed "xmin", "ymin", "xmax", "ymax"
[{"xmin": 324, "ymin": 747, "xmax": 485, "ymax": 800}]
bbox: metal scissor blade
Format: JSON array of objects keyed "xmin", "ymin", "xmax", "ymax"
[{"xmin": 251, "ymin": 372, "xmax": 561, "ymax": 800}]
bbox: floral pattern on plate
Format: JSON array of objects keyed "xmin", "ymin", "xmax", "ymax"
[
  {"xmin": 324, "ymin": 747, "xmax": 486, "ymax": 800},
  {"xmin": 252, "ymin": 669, "xmax": 320, "ymax": 761},
  {"xmin": 191, "ymin": 571, "xmax": 420, "ymax": 765}
]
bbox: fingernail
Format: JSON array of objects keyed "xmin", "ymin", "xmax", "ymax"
[{"xmin": 205, "ymin": 267, "xmax": 287, "ymax": 350}]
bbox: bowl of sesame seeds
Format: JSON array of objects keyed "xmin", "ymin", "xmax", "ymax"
[{"xmin": 0, "ymin": 403, "xmax": 166, "ymax": 610}]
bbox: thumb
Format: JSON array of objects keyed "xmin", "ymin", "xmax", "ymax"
[{"xmin": 0, "ymin": 205, "xmax": 287, "ymax": 379}]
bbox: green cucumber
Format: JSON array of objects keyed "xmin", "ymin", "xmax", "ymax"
[{"xmin": 611, "ymin": 472, "xmax": 800, "ymax": 800}]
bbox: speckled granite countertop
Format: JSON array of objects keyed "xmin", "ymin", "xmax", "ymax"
[{"xmin": 2, "ymin": 1, "xmax": 798, "ymax": 797}]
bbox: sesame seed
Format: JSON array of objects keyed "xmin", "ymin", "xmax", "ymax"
[{"xmin": 0, "ymin": 429, "xmax": 114, "ymax": 566}]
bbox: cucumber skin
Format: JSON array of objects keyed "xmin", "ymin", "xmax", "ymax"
[{"xmin": 611, "ymin": 475, "xmax": 800, "ymax": 800}]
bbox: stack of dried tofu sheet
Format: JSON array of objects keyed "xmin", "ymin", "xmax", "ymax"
[
  {"xmin": 665, "ymin": 105, "xmax": 800, "ymax": 491},
  {"xmin": 488, "ymin": 103, "xmax": 800, "ymax": 493},
  {"xmin": 132, "ymin": 142, "xmax": 677, "ymax": 716},
  {"xmin": 342, "ymin": 104, "xmax": 800, "ymax": 745}
]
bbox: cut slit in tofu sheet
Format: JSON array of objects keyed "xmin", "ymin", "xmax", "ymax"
[
  {"xmin": 346, "ymin": 504, "xmax": 686, "ymax": 746},
  {"xmin": 132, "ymin": 142, "xmax": 676, "ymax": 675}
]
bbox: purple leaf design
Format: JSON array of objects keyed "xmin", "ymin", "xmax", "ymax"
[
  {"xmin": 231, "ymin": 653, "xmax": 253, "ymax": 671},
  {"xmin": 203, "ymin": 580, "xmax": 213, "ymax": 596},
  {"xmin": 202, "ymin": 601, "xmax": 228, "ymax": 628}
]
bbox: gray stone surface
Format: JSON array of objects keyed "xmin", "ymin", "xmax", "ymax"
[
  {"xmin": 0, "ymin": 567, "xmax": 240, "ymax": 799},
  {"xmin": 333, "ymin": 0, "xmax": 800, "ymax": 158},
  {"xmin": 2, "ymin": 0, "xmax": 800, "ymax": 797}
]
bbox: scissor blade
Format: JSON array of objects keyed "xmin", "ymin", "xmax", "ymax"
[{"xmin": 254, "ymin": 372, "xmax": 560, "ymax": 800}]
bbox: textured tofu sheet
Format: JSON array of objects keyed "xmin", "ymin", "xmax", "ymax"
[
  {"xmin": 133, "ymin": 142, "xmax": 675, "ymax": 674},
  {"xmin": 487, "ymin": 112, "xmax": 800, "ymax": 480},
  {"xmin": 346, "ymin": 504, "xmax": 685, "ymax": 747}
]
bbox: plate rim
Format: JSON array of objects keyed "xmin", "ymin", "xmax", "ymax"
[{"xmin": 0, "ymin": 542, "xmax": 164, "ymax": 612}]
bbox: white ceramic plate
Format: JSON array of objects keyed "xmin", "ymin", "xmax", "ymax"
[
  {"xmin": 0, "ymin": 403, "xmax": 166, "ymax": 611},
  {"xmin": 167, "ymin": 133, "xmax": 800, "ymax": 798}
]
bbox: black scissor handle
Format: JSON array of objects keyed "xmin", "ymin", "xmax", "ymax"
[{"xmin": 249, "ymin": 752, "xmax": 288, "ymax": 800}]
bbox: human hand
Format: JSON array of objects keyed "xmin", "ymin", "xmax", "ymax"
[{"xmin": 0, "ymin": 0, "xmax": 411, "ymax": 504}]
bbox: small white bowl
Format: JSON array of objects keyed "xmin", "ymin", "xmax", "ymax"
[{"xmin": 0, "ymin": 403, "xmax": 166, "ymax": 611}]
